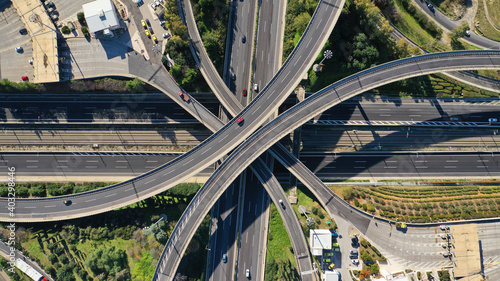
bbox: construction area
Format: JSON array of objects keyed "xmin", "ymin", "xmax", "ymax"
[{"xmin": 12, "ymin": 0, "xmax": 59, "ymax": 83}]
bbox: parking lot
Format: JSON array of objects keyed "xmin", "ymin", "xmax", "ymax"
[
  {"xmin": 0, "ymin": 42, "xmax": 34, "ymax": 82},
  {"xmin": 47, "ymin": 0, "xmax": 94, "ymax": 24},
  {"xmin": 58, "ymin": 37, "xmax": 130, "ymax": 80},
  {"xmin": 0, "ymin": 1, "xmax": 29, "ymax": 51},
  {"xmin": 136, "ymin": 0, "xmax": 169, "ymax": 46}
]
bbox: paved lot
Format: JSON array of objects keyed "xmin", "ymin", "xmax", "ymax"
[
  {"xmin": 0, "ymin": 1, "xmax": 29, "ymax": 51},
  {"xmin": 0, "ymin": 41, "xmax": 33, "ymax": 81},
  {"xmin": 59, "ymin": 37, "xmax": 131, "ymax": 80},
  {"xmin": 49, "ymin": 0, "xmax": 94, "ymax": 24}
]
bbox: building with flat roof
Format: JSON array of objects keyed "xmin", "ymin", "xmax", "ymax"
[
  {"xmin": 82, "ymin": 0, "xmax": 120, "ymax": 36},
  {"xmin": 310, "ymin": 229, "xmax": 332, "ymax": 256}
]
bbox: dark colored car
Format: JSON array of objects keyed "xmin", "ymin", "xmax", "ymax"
[
  {"xmin": 242, "ymin": 88, "xmax": 247, "ymax": 96},
  {"xmin": 427, "ymin": 4, "xmax": 435, "ymax": 12},
  {"xmin": 237, "ymin": 117, "xmax": 244, "ymax": 125},
  {"xmin": 222, "ymin": 254, "xmax": 227, "ymax": 263},
  {"xmin": 19, "ymin": 28, "xmax": 27, "ymax": 35},
  {"xmin": 350, "ymin": 249, "xmax": 359, "ymax": 258},
  {"xmin": 242, "ymin": 35, "xmax": 246, "ymax": 43},
  {"xmin": 230, "ymin": 73, "xmax": 236, "ymax": 80},
  {"xmin": 63, "ymin": 200, "xmax": 72, "ymax": 206},
  {"xmin": 146, "ymin": 19, "xmax": 151, "ymax": 26}
]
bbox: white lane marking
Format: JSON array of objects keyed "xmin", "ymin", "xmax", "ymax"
[
  {"xmin": 26, "ymin": 160, "xmax": 38, "ymax": 163},
  {"xmin": 27, "ymin": 166, "xmax": 38, "ymax": 168},
  {"xmin": 164, "ymin": 170, "xmax": 174, "ymax": 176},
  {"xmin": 85, "ymin": 198, "xmax": 96, "ymax": 202},
  {"xmin": 86, "ymin": 160, "xmax": 98, "ymax": 163},
  {"xmin": 444, "ymin": 166, "xmax": 456, "ymax": 168},
  {"xmin": 45, "ymin": 205, "xmax": 56, "ymax": 208},
  {"xmin": 105, "ymin": 193, "xmax": 117, "ymax": 198},
  {"xmin": 446, "ymin": 160, "xmax": 458, "ymax": 163},
  {"xmin": 115, "ymin": 166, "xmax": 128, "ymax": 169},
  {"xmin": 145, "ymin": 178, "xmax": 156, "ymax": 185},
  {"xmin": 146, "ymin": 160, "xmax": 158, "ymax": 163},
  {"xmin": 24, "ymin": 206, "xmax": 36, "ymax": 209},
  {"xmin": 125, "ymin": 188, "xmax": 134, "ymax": 192},
  {"xmin": 416, "ymin": 166, "xmax": 428, "ymax": 169},
  {"xmin": 85, "ymin": 166, "xmax": 97, "ymax": 168},
  {"xmin": 57, "ymin": 160, "xmax": 68, "ymax": 163},
  {"xmin": 116, "ymin": 160, "xmax": 127, "ymax": 163},
  {"xmin": 57, "ymin": 166, "xmax": 68, "ymax": 169}
]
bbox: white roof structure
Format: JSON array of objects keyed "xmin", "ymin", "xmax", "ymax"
[
  {"xmin": 324, "ymin": 271, "xmax": 340, "ymax": 281},
  {"xmin": 309, "ymin": 229, "xmax": 332, "ymax": 256},
  {"xmin": 82, "ymin": 0, "xmax": 120, "ymax": 33}
]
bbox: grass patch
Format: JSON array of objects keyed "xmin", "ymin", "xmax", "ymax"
[
  {"xmin": 475, "ymin": 1, "xmax": 500, "ymax": 41},
  {"xmin": 266, "ymin": 205, "xmax": 296, "ymax": 264},
  {"xmin": 485, "ymin": 0, "xmax": 500, "ymax": 28},
  {"xmin": 391, "ymin": 0, "xmax": 442, "ymax": 48}
]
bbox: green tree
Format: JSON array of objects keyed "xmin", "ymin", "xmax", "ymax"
[
  {"xmin": 77, "ymin": 12, "xmax": 86, "ymax": 26},
  {"xmin": 85, "ymin": 245, "xmax": 129, "ymax": 278},
  {"xmin": 348, "ymin": 33, "xmax": 379, "ymax": 70},
  {"xmin": 126, "ymin": 78, "xmax": 145, "ymax": 93},
  {"xmin": 62, "ymin": 26, "xmax": 71, "ymax": 34},
  {"xmin": 292, "ymin": 12, "xmax": 312, "ymax": 36},
  {"xmin": 155, "ymin": 230, "xmax": 168, "ymax": 243},
  {"xmin": 56, "ymin": 264, "xmax": 75, "ymax": 281},
  {"xmin": 371, "ymin": 263, "xmax": 380, "ymax": 274}
]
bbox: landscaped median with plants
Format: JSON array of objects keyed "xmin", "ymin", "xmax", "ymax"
[
  {"xmin": 352, "ymin": 238, "xmax": 385, "ymax": 280},
  {"xmin": 334, "ymin": 182, "xmax": 500, "ymax": 223},
  {"xmin": 0, "ymin": 183, "xmax": 208, "ymax": 281}
]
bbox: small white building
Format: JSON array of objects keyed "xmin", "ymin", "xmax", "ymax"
[
  {"xmin": 309, "ymin": 229, "xmax": 332, "ymax": 256},
  {"xmin": 82, "ymin": 0, "xmax": 120, "ymax": 36},
  {"xmin": 324, "ymin": 270, "xmax": 340, "ymax": 281}
]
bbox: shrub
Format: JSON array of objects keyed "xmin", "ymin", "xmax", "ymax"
[
  {"xmin": 126, "ymin": 78, "xmax": 145, "ymax": 93},
  {"xmin": 354, "ymin": 199, "xmax": 360, "ymax": 207},
  {"xmin": 81, "ymin": 26, "xmax": 90, "ymax": 38},
  {"xmin": 61, "ymin": 26, "xmax": 71, "ymax": 34},
  {"xmin": 77, "ymin": 12, "xmax": 86, "ymax": 26}
]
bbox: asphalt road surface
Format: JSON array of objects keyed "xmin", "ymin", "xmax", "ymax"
[
  {"xmin": 225, "ymin": 0, "xmax": 257, "ymax": 106},
  {"xmin": 206, "ymin": 179, "xmax": 240, "ymax": 281},
  {"xmin": 412, "ymin": 0, "xmax": 500, "ymax": 49}
]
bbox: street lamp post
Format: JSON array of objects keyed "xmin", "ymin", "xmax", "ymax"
[{"xmin": 314, "ymin": 50, "xmax": 333, "ymax": 72}]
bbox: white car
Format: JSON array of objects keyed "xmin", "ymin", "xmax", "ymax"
[
  {"xmin": 253, "ymin": 83, "xmax": 258, "ymax": 92},
  {"xmin": 246, "ymin": 269, "xmax": 250, "ymax": 278},
  {"xmin": 150, "ymin": 3, "xmax": 156, "ymax": 9},
  {"xmin": 352, "ymin": 259, "xmax": 359, "ymax": 265},
  {"xmin": 154, "ymin": 0, "xmax": 160, "ymax": 6}
]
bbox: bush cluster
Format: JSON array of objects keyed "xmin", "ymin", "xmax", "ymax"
[{"xmin": 399, "ymin": 0, "xmax": 443, "ymax": 39}]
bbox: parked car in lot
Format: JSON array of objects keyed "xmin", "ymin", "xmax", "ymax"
[
  {"xmin": 145, "ymin": 29, "xmax": 151, "ymax": 37},
  {"xmin": 146, "ymin": 19, "xmax": 151, "ymax": 26},
  {"xmin": 152, "ymin": 34, "xmax": 157, "ymax": 43},
  {"xmin": 349, "ymin": 249, "xmax": 358, "ymax": 258},
  {"xmin": 141, "ymin": 19, "xmax": 147, "ymax": 28},
  {"xmin": 21, "ymin": 76, "xmax": 28, "ymax": 81},
  {"xmin": 163, "ymin": 32, "xmax": 171, "ymax": 39},
  {"xmin": 19, "ymin": 28, "xmax": 27, "ymax": 35},
  {"xmin": 15, "ymin": 46, "xmax": 23, "ymax": 53}
]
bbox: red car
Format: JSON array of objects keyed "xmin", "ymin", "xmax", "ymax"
[
  {"xmin": 237, "ymin": 117, "xmax": 244, "ymax": 125},
  {"xmin": 21, "ymin": 76, "xmax": 28, "ymax": 81},
  {"xmin": 242, "ymin": 88, "xmax": 247, "ymax": 96}
]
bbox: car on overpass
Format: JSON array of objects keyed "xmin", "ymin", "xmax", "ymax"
[{"xmin": 237, "ymin": 117, "xmax": 244, "ymax": 125}]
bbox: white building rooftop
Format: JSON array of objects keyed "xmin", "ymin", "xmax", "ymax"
[
  {"xmin": 309, "ymin": 229, "xmax": 332, "ymax": 256},
  {"xmin": 82, "ymin": 0, "xmax": 120, "ymax": 34}
]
